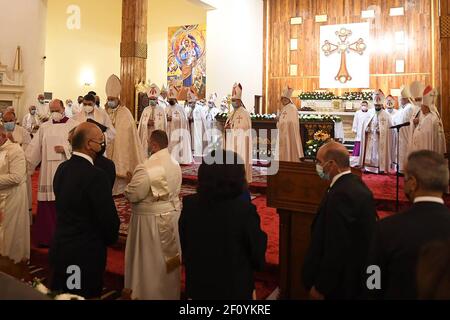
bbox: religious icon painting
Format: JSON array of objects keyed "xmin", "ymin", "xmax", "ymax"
[
  {"xmin": 319, "ymin": 22, "xmax": 370, "ymax": 89},
  {"xmin": 167, "ymin": 24, "xmax": 207, "ymax": 100}
]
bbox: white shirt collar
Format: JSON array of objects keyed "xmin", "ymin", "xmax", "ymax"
[
  {"xmin": 330, "ymin": 170, "xmax": 352, "ymax": 188},
  {"xmin": 73, "ymin": 151, "xmax": 94, "ymax": 165},
  {"xmin": 414, "ymin": 196, "xmax": 444, "ymax": 205}
]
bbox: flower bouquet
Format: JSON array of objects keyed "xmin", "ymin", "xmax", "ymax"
[
  {"xmin": 304, "ymin": 130, "xmax": 332, "ymax": 159},
  {"xmin": 250, "ymin": 113, "xmax": 277, "ymax": 121},
  {"xmin": 32, "ymin": 279, "xmax": 85, "ymax": 300},
  {"xmin": 299, "ymin": 114, "xmax": 342, "ymax": 123}
]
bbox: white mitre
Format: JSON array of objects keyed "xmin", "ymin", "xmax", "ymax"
[{"xmin": 106, "ymin": 74, "xmax": 122, "ymax": 98}]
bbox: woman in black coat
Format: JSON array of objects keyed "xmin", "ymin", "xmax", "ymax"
[{"xmin": 179, "ymin": 149, "xmax": 267, "ymax": 300}]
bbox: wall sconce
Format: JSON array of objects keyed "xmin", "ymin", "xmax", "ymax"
[{"xmin": 80, "ymin": 69, "xmax": 94, "ymax": 87}]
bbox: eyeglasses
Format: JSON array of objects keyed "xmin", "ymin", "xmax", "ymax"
[{"xmin": 89, "ymin": 140, "xmax": 106, "ymax": 147}]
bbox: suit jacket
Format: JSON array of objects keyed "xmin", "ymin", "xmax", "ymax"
[
  {"xmin": 94, "ymin": 155, "xmax": 116, "ymax": 190},
  {"xmin": 367, "ymin": 201, "xmax": 450, "ymax": 300},
  {"xmin": 49, "ymin": 155, "xmax": 120, "ymax": 298},
  {"xmin": 179, "ymin": 194, "xmax": 267, "ymax": 300},
  {"xmin": 302, "ymin": 173, "xmax": 378, "ymax": 299}
]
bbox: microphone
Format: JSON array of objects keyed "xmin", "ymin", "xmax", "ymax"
[{"xmin": 390, "ymin": 122, "xmax": 411, "ymax": 129}]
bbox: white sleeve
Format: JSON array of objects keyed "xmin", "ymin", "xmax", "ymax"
[{"xmin": 124, "ymin": 165, "xmax": 151, "ymax": 203}]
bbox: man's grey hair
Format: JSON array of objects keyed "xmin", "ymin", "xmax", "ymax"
[{"xmin": 406, "ymin": 150, "xmax": 449, "ymax": 193}]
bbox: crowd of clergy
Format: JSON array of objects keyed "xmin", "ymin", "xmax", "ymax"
[{"xmin": 0, "ymin": 71, "xmax": 447, "ymax": 299}]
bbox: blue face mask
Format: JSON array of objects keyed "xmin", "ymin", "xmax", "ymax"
[
  {"xmin": 316, "ymin": 163, "xmax": 330, "ymax": 180},
  {"xmin": 4, "ymin": 122, "xmax": 16, "ymax": 132},
  {"xmin": 107, "ymin": 100, "xmax": 118, "ymax": 109}
]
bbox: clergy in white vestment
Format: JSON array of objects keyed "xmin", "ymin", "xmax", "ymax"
[
  {"xmin": 0, "ymin": 125, "xmax": 30, "ymax": 263},
  {"xmin": 158, "ymin": 85, "xmax": 169, "ymax": 111},
  {"xmin": 73, "ymin": 96, "xmax": 84, "ymax": 115},
  {"xmin": 220, "ymin": 96, "xmax": 230, "ymax": 114},
  {"xmin": 410, "ymin": 86, "xmax": 446, "ymax": 155},
  {"xmin": 26, "ymin": 99, "xmax": 78, "ymax": 246},
  {"xmin": 138, "ymin": 84, "xmax": 167, "ymax": 157},
  {"xmin": 3, "ymin": 111, "xmax": 33, "ymax": 216},
  {"xmin": 166, "ymin": 85, "xmax": 193, "ymax": 165},
  {"xmin": 64, "ymin": 99, "xmax": 76, "ymax": 118},
  {"xmin": 74, "ymin": 94, "xmax": 116, "ymax": 145},
  {"xmin": 275, "ymin": 86, "xmax": 304, "ymax": 162},
  {"xmin": 189, "ymin": 88, "xmax": 207, "ymax": 157},
  {"xmin": 22, "ymin": 105, "xmax": 40, "ymax": 135},
  {"xmin": 396, "ymin": 86, "xmax": 415, "ymax": 173},
  {"xmin": 185, "ymin": 89, "xmax": 197, "ymax": 152},
  {"xmin": 124, "ymin": 130, "xmax": 182, "ymax": 300},
  {"xmin": 225, "ymin": 83, "xmax": 253, "ymax": 183},
  {"xmin": 204, "ymin": 93, "xmax": 221, "ymax": 151},
  {"xmin": 351, "ymin": 100, "xmax": 370, "ymax": 160},
  {"xmin": 385, "ymin": 95, "xmax": 400, "ymax": 170},
  {"xmin": 359, "ymin": 90, "xmax": 393, "ymax": 174},
  {"xmin": 36, "ymin": 94, "xmax": 50, "ymax": 123},
  {"xmin": 104, "ymin": 75, "xmax": 145, "ymax": 196}
]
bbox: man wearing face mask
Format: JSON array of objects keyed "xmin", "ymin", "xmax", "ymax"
[
  {"xmin": 359, "ymin": 90, "xmax": 394, "ymax": 174},
  {"xmin": 50, "ymin": 122, "xmax": 119, "ymax": 299},
  {"xmin": 225, "ymin": 83, "xmax": 253, "ymax": 183},
  {"xmin": 36, "ymin": 94, "xmax": 50, "ymax": 123},
  {"xmin": 124, "ymin": 130, "xmax": 182, "ymax": 300},
  {"xmin": 158, "ymin": 85, "xmax": 169, "ymax": 111},
  {"xmin": 22, "ymin": 105, "xmax": 40, "ymax": 135},
  {"xmin": 73, "ymin": 94, "xmax": 116, "ymax": 146},
  {"xmin": 104, "ymin": 74, "xmax": 145, "ymax": 196},
  {"xmin": 396, "ymin": 86, "xmax": 415, "ymax": 174},
  {"xmin": 275, "ymin": 86, "xmax": 304, "ymax": 162},
  {"xmin": 351, "ymin": 101, "xmax": 371, "ymax": 165},
  {"xmin": 64, "ymin": 99, "xmax": 75, "ymax": 118},
  {"xmin": 189, "ymin": 88, "xmax": 207, "ymax": 157},
  {"xmin": 166, "ymin": 85, "xmax": 193, "ymax": 165},
  {"xmin": 0, "ymin": 124, "xmax": 30, "ymax": 264},
  {"xmin": 303, "ymin": 141, "xmax": 377, "ymax": 300},
  {"xmin": 367, "ymin": 150, "xmax": 450, "ymax": 300},
  {"xmin": 385, "ymin": 95, "xmax": 399, "ymax": 170},
  {"xmin": 138, "ymin": 84, "xmax": 167, "ymax": 157},
  {"xmin": 74, "ymin": 96, "xmax": 84, "ymax": 115},
  {"xmin": 26, "ymin": 99, "xmax": 78, "ymax": 247},
  {"xmin": 204, "ymin": 93, "xmax": 221, "ymax": 150}
]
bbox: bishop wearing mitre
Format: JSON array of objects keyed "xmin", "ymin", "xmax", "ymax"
[
  {"xmin": 410, "ymin": 86, "xmax": 447, "ymax": 155},
  {"xmin": 105, "ymin": 75, "xmax": 145, "ymax": 196},
  {"xmin": 359, "ymin": 90, "xmax": 393, "ymax": 174},
  {"xmin": 275, "ymin": 86, "xmax": 304, "ymax": 162},
  {"xmin": 396, "ymin": 85, "xmax": 415, "ymax": 173},
  {"xmin": 166, "ymin": 85, "xmax": 193, "ymax": 164},
  {"xmin": 225, "ymin": 83, "xmax": 253, "ymax": 183},
  {"xmin": 138, "ymin": 83, "xmax": 167, "ymax": 157}
]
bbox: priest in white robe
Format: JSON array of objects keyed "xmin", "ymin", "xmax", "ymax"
[
  {"xmin": 22, "ymin": 106, "xmax": 40, "ymax": 135},
  {"xmin": 225, "ymin": 83, "xmax": 253, "ymax": 183},
  {"xmin": 166, "ymin": 85, "xmax": 193, "ymax": 165},
  {"xmin": 104, "ymin": 75, "xmax": 145, "ymax": 196},
  {"xmin": 36, "ymin": 94, "xmax": 50, "ymax": 124},
  {"xmin": 73, "ymin": 94, "xmax": 116, "ymax": 145},
  {"xmin": 138, "ymin": 84, "xmax": 167, "ymax": 157},
  {"xmin": 189, "ymin": 89, "xmax": 207, "ymax": 157},
  {"xmin": 275, "ymin": 86, "xmax": 303, "ymax": 162},
  {"xmin": 385, "ymin": 95, "xmax": 399, "ymax": 170},
  {"xmin": 410, "ymin": 86, "xmax": 446, "ymax": 155},
  {"xmin": 26, "ymin": 99, "xmax": 78, "ymax": 246},
  {"xmin": 396, "ymin": 86, "xmax": 415, "ymax": 173},
  {"xmin": 351, "ymin": 100, "xmax": 370, "ymax": 165},
  {"xmin": 124, "ymin": 130, "xmax": 182, "ymax": 300},
  {"xmin": 220, "ymin": 97, "xmax": 230, "ymax": 114},
  {"xmin": 73, "ymin": 96, "xmax": 84, "ymax": 115},
  {"xmin": 3, "ymin": 111, "xmax": 32, "ymax": 216},
  {"xmin": 204, "ymin": 93, "xmax": 221, "ymax": 151},
  {"xmin": 64, "ymin": 100, "xmax": 76, "ymax": 118},
  {"xmin": 359, "ymin": 90, "xmax": 393, "ymax": 174},
  {"xmin": 0, "ymin": 125, "xmax": 30, "ymax": 264}
]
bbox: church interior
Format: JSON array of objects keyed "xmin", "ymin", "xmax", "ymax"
[{"xmin": 1, "ymin": 0, "xmax": 450, "ymax": 302}]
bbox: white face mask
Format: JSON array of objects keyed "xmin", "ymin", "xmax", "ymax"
[
  {"xmin": 84, "ymin": 105, "xmax": 94, "ymax": 114},
  {"xmin": 51, "ymin": 112, "xmax": 64, "ymax": 122}
]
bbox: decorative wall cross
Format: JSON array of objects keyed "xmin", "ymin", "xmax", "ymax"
[{"xmin": 321, "ymin": 28, "xmax": 367, "ymax": 84}]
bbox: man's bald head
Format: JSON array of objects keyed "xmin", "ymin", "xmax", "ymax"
[
  {"xmin": 2, "ymin": 111, "xmax": 16, "ymax": 123},
  {"xmin": 49, "ymin": 99, "xmax": 64, "ymax": 113},
  {"xmin": 317, "ymin": 141, "xmax": 350, "ymax": 170},
  {"xmin": 71, "ymin": 122, "xmax": 103, "ymax": 152}
]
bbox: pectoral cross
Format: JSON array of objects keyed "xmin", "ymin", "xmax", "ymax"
[
  {"xmin": 321, "ymin": 28, "xmax": 367, "ymax": 84},
  {"xmin": 236, "ymin": 115, "xmax": 243, "ymax": 125},
  {"xmin": 157, "ymin": 113, "xmax": 163, "ymax": 122}
]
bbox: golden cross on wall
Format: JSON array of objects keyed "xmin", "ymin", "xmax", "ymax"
[{"xmin": 321, "ymin": 28, "xmax": 367, "ymax": 84}]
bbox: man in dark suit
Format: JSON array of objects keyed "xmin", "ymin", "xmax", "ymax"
[
  {"xmin": 303, "ymin": 141, "xmax": 378, "ymax": 300},
  {"xmin": 50, "ymin": 122, "xmax": 120, "ymax": 299},
  {"xmin": 367, "ymin": 150, "xmax": 450, "ymax": 300}
]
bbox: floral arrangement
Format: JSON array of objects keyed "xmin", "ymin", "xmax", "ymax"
[
  {"xmin": 215, "ymin": 112, "xmax": 229, "ymax": 121},
  {"xmin": 250, "ymin": 113, "xmax": 278, "ymax": 120},
  {"xmin": 339, "ymin": 91, "xmax": 373, "ymax": 101},
  {"xmin": 299, "ymin": 92, "xmax": 336, "ymax": 101},
  {"xmin": 305, "ymin": 130, "xmax": 332, "ymax": 159},
  {"xmin": 32, "ymin": 279, "xmax": 85, "ymax": 300},
  {"xmin": 300, "ymin": 114, "xmax": 342, "ymax": 123}
]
